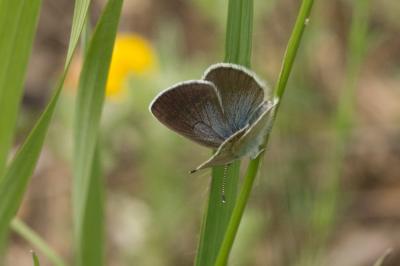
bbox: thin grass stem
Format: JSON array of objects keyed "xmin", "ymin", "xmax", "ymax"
[
  {"xmin": 215, "ymin": 0, "xmax": 315, "ymax": 264},
  {"xmin": 308, "ymin": 1, "xmax": 371, "ymax": 262},
  {"xmin": 11, "ymin": 219, "xmax": 66, "ymax": 266}
]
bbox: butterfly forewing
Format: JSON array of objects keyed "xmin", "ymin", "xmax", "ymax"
[
  {"xmin": 150, "ymin": 81, "xmax": 230, "ymax": 148},
  {"xmin": 203, "ymin": 63, "xmax": 266, "ymax": 132}
]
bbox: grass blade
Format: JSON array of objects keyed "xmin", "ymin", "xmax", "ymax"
[
  {"xmin": 335, "ymin": 0, "xmax": 371, "ymax": 137},
  {"xmin": 195, "ymin": 0, "xmax": 253, "ymax": 265},
  {"xmin": 0, "ymin": 0, "xmax": 41, "ymax": 178},
  {"xmin": 309, "ymin": 0, "xmax": 372, "ymax": 262},
  {"xmin": 0, "ymin": 73, "xmax": 64, "ymax": 242},
  {"xmin": 373, "ymin": 249, "xmax": 392, "ymax": 266},
  {"xmin": 31, "ymin": 251, "xmax": 40, "ymax": 266},
  {"xmin": 76, "ymin": 148, "xmax": 104, "ymax": 266},
  {"xmin": 0, "ymin": 0, "xmax": 92, "ymax": 249},
  {"xmin": 224, "ymin": 0, "xmax": 253, "ymax": 67},
  {"xmin": 195, "ymin": 163, "xmax": 240, "ymax": 266},
  {"xmin": 66, "ymin": 0, "xmax": 91, "ymax": 66},
  {"xmin": 11, "ymin": 219, "xmax": 65, "ymax": 266},
  {"xmin": 215, "ymin": 0, "xmax": 315, "ymax": 264},
  {"xmin": 72, "ymin": 0, "xmax": 123, "ymax": 264}
]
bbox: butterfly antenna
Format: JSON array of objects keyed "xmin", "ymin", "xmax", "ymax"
[{"xmin": 221, "ymin": 164, "xmax": 228, "ymax": 204}]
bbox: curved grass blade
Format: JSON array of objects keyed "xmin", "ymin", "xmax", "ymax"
[
  {"xmin": 72, "ymin": 0, "xmax": 123, "ymax": 264},
  {"xmin": 0, "ymin": 0, "xmax": 41, "ymax": 178},
  {"xmin": 66, "ymin": 0, "xmax": 91, "ymax": 66},
  {"xmin": 11, "ymin": 219, "xmax": 65, "ymax": 266},
  {"xmin": 0, "ymin": 0, "xmax": 92, "ymax": 248},
  {"xmin": 0, "ymin": 72, "xmax": 66, "ymax": 243}
]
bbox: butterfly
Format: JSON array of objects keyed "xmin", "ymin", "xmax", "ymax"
[{"xmin": 150, "ymin": 63, "xmax": 277, "ymax": 173}]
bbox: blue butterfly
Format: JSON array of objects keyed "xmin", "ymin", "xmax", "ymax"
[{"xmin": 150, "ymin": 63, "xmax": 277, "ymax": 172}]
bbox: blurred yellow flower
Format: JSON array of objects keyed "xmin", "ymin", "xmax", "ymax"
[
  {"xmin": 106, "ymin": 33, "xmax": 157, "ymax": 100},
  {"xmin": 66, "ymin": 33, "xmax": 157, "ymax": 101}
]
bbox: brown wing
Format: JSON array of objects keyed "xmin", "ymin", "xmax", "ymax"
[{"xmin": 150, "ymin": 80, "xmax": 231, "ymax": 148}]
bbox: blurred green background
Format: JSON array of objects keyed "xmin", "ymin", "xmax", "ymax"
[{"xmin": 6, "ymin": 0, "xmax": 400, "ymax": 265}]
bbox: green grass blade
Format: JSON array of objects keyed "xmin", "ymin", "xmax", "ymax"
[
  {"xmin": 72, "ymin": 0, "xmax": 123, "ymax": 264},
  {"xmin": 11, "ymin": 219, "xmax": 65, "ymax": 266},
  {"xmin": 308, "ymin": 1, "xmax": 371, "ymax": 261},
  {"xmin": 195, "ymin": 1, "xmax": 253, "ymax": 265},
  {"xmin": 195, "ymin": 163, "xmax": 240, "ymax": 266},
  {"xmin": 215, "ymin": 0, "xmax": 315, "ymax": 264},
  {"xmin": 66, "ymin": 0, "xmax": 91, "ymax": 66},
  {"xmin": 31, "ymin": 251, "xmax": 40, "ymax": 266},
  {"xmin": 224, "ymin": 0, "xmax": 253, "ymax": 68},
  {"xmin": 273, "ymin": 0, "xmax": 314, "ymax": 100},
  {"xmin": 0, "ymin": 73, "xmax": 65, "ymax": 242},
  {"xmin": 77, "ymin": 148, "xmax": 105, "ymax": 266},
  {"xmin": 0, "ymin": 0, "xmax": 92, "ymax": 249},
  {"xmin": 335, "ymin": 0, "xmax": 371, "ymax": 136},
  {"xmin": 0, "ymin": 0, "xmax": 41, "ymax": 178}
]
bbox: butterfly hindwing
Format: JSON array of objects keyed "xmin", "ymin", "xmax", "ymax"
[
  {"xmin": 233, "ymin": 100, "xmax": 277, "ymax": 159},
  {"xmin": 191, "ymin": 100, "xmax": 276, "ymax": 172},
  {"xmin": 203, "ymin": 63, "xmax": 266, "ymax": 132}
]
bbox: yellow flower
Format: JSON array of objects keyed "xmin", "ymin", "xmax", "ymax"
[
  {"xmin": 66, "ymin": 33, "xmax": 157, "ymax": 101},
  {"xmin": 106, "ymin": 33, "xmax": 157, "ymax": 101}
]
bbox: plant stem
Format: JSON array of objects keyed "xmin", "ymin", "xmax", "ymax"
[
  {"xmin": 214, "ymin": 158, "xmax": 261, "ymax": 266},
  {"xmin": 310, "ymin": 0, "xmax": 371, "ymax": 260},
  {"xmin": 195, "ymin": 0, "xmax": 253, "ymax": 265},
  {"xmin": 274, "ymin": 0, "xmax": 314, "ymax": 100},
  {"xmin": 224, "ymin": 0, "xmax": 253, "ymax": 67},
  {"xmin": 335, "ymin": 0, "xmax": 370, "ymax": 137},
  {"xmin": 215, "ymin": 0, "xmax": 314, "ymax": 265},
  {"xmin": 11, "ymin": 219, "xmax": 66, "ymax": 266},
  {"xmin": 195, "ymin": 163, "xmax": 240, "ymax": 266}
]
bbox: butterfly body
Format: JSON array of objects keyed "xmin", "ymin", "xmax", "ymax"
[{"xmin": 150, "ymin": 63, "xmax": 276, "ymax": 172}]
